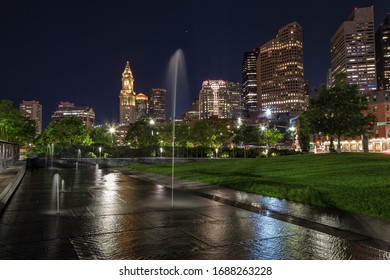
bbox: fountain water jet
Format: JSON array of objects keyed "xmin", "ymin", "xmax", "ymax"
[
  {"xmin": 167, "ymin": 49, "xmax": 188, "ymax": 208},
  {"xmin": 46, "ymin": 143, "xmax": 54, "ymax": 168},
  {"xmin": 52, "ymin": 173, "xmax": 60, "ymax": 214}
]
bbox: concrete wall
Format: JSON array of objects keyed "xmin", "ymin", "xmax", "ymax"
[{"xmin": 0, "ymin": 161, "xmax": 26, "ymax": 212}]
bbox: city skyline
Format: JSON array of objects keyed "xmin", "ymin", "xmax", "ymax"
[{"xmin": 1, "ymin": 0, "xmax": 389, "ymax": 128}]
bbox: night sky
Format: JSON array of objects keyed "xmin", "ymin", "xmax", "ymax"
[{"xmin": 1, "ymin": 0, "xmax": 389, "ymax": 128}]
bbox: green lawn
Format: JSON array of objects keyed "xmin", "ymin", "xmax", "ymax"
[{"xmin": 128, "ymin": 153, "xmax": 390, "ymax": 219}]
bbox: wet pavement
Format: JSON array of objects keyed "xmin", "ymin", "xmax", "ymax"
[{"xmin": 0, "ymin": 165, "xmax": 389, "ymax": 260}]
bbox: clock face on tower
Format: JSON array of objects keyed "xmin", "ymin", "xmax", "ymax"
[{"xmin": 124, "ymin": 80, "xmax": 129, "ymax": 86}]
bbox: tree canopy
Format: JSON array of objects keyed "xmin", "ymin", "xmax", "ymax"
[
  {"xmin": 125, "ymin": 119, "xmax": 159, "ymax": 148},
  {"xmin": 303, "ymin": 72, "xmax": 375, "ymax": 151},
  {"xmin": 0, "ymin": 100, "xmax": 36, "ymax": 145},
  {"xmin": 34, "ymin": 116, "xmax": 90, "ymax": 154}
]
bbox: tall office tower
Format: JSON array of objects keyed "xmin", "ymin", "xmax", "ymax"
[
  {"xmin": 228, "ymin": 82, "xmax": 244, "ymax": 119},
  {"xmin": 19, "ymin": 100, "xmax": 42, "ymax": 135},
  {"xmin": 51, "ymin": 102, "xmax": 95, "ymax": 128},
  {"xmin": 199, "ymin": 80, "xmax": 242, "ymax": 119},
  {"xmin": 149, "ymin": 88, "xmax": 166, "ymax": 122},
  {"xmin": 242, "ymin": 48, "xmax": 259, "ymax": 117},
  {"xmin": 119, "ymin": 61, "xmax": 136, "ymax": 124},
  {"xmin": 191, "ymin": 97, "xmax": 199, "ymax": 112},
  {"xmin": 135, "ymin": 93, "xmax": 149, "ymax": 120},
  {"xmin": 199, "ymin": 80, "xmax": 227, "ymax": 119},
  {"xmin": 257, "ymin": 22, "xmax": 306, "ymax": 116},
  {"xmin": 376, "ymin": 15, "xmax": 390, "ymax": 91},
  {"xmin": 330, "ymin": 6, "xmax": 376, "ymax": 94}
]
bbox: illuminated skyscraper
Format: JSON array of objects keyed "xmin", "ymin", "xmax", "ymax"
[
  {"xmin": 330, "ymin": 6, "xmax": 376, "ymax": 94},
  {"xmin": 257, "ymin": 22, "xmax": 305, "ymax": 116},
  {"xmin": 119, "ymin": 61, "xmax": 136, "ymax": 124},
  {"xmin": 242, "ymin": 48, "xmax": 259, "ymax": 117},
  {"xmin": 228, "ymin": 82, "xmax": 243, "ymax": 119},
  {"xmin": 51, "ymin": 102, "xmax": 95, "ymax": 128},
  {"xmin": 149, "ymin": 88, "xmax": 166, "ymax": 122},
  {"xmin": 19, "ymin": 100, "xmax": 42, "ymax": 135},
  {"xmin": 376, "ymin": 14, "xmax": 390, "ymax": 91},
  {"xmin": 135, "ymin": 93, "xmax": 149, "ymax": 120},
  {"xmin": 199, "ymin": 80, "xmax": 242, "ymax": 119}
]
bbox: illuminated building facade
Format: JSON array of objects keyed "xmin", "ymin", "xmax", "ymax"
[
  {"xmin": 119, "ymin": 61, "xmax": 136, "ymax": 124},
  {"xmin": 376, "ymin": 15, "xmax": 390, "ymax": 91},
  {"xmin": 51, "ymin": 102, "xmax": 95, "ymax": 128},
  {"xmin": 149, "ymin": 88, "xmax": 166, "ymax": 122},
  {"xmin": 257, "ymin": 22, "xmax": 305, "ymax": 116},
  {"xmin": 228, "ymin": 82, "xmax": 243, "ymax": 119},
  {"xmin": 330, "ymin": 7, "xmax": 376, "ymax": 94},
  {"xmin": 242, "ymin": 48, "xmax": 259, "ymax": 117},
  {"xmin": 135, "ymin": 93, "xmax": 149, "ymax": 120},
  {"xmin": 369, "ymin": 91, "xmax": 390, "ymax": 139},
  {"xmin": 199, "ymin": 80, "xmax": 242, "ymax": 119},
  {"xmin": 19, "ymin": 100, "xmax": 42, "ymax": 135}
]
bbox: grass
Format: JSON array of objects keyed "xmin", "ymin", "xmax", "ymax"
[{"xmin": 128, "ymin": 153, "xmax": 390, "ymax": 219}]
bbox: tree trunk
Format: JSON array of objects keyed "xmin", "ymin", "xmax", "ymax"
[
  {"xmin": 330, "ymin": 135, "xmax": 334, "ymax": 152},
  {"xmin": 337, "ymin": 132, "xmax": 341, "ymax": 153}
]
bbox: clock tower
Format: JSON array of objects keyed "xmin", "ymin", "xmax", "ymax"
[{"xmin": 119, "ymin": 61, "xmax": 136, "ymax": 124}]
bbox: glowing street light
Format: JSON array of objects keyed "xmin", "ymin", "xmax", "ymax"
[
  {"xmin": 98, "ymin": 146, "xmax": 102, "ymax": 158},
  {"xmin": 108, "ymin": 126, "xmax": 116, "ymax": 145},
  {"xmin": 237, "ymin": 117, "xmax": 242, "ymax": 128},
  {"xmin": 149, "ymin": 119, "xmax": 155, "ymax": 136}
]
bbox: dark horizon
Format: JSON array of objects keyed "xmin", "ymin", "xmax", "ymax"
[{"xmin": 1, "ymin": 0, "xmax": 389, "ymax": 128}]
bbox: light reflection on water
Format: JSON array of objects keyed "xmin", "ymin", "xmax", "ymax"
[{"xmin": 12, "ymin": 166, "xmax": 390, "ymax": 260}]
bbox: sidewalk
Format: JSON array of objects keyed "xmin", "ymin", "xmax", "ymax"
[
  {"xmin": 122, "ymin": 169, "xmax": 390, "ymax": 248},
  {"xmin": 0, "ymin": 161, "xmax": 26, "ymax": 212}
]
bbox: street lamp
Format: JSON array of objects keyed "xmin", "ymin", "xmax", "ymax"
[
  {"xmin": 109, "ymin": 126, "xmax": 116, "ymax": 145},
  {"xmin": 149, "ymin": 119, "xmax": 155, "ymax": 136},
  {"xmin": 237, "ymin": 117, "xmax": 242, "ymax": 128},
  {"xmin": 98, "ymin": 146, "xmax": 102, "ymax": 158}
]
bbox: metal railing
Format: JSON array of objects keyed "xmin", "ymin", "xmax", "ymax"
[{"xmin": 0, "ymin": 141, "xmax": 19, "ymax": 173}]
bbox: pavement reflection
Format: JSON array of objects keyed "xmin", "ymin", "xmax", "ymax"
[{"xmin": 0, "ymin": 166, "xmax": 389, "ymax": 260}]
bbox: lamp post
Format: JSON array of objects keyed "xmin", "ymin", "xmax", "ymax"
[
  {"xmin": 109, "ymin": 127, "xmax": 116, "ymax": 145},
  {"xmin": 149, "ymin": 119, "xmax": 155, "ymax": 136},
  {"xmin": 98, "ymin": 146, "xmax": 102, "ymax": 158}
]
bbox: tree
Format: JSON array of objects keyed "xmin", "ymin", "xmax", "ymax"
[
  {"xmin": 192, "ymin": 119, "xmax": 231, "ymax": 148},
  {"xmin": 0, "ymin": 100, "xmax": 36, "ymax": 145},
  {"xmin": 175, "ymin": 122, "xmax": 193, "ymax": 148},
  {"xmin": 297, "ymin": 114, "xmax": 311, "ymax": 152},
  {"xmin": 125, "ymin": 119, "xmax": 158, "ymax": 148},
  {"xmin": 233, "ymin": 124, "xmax": 260, "ymax": 145},
  {"xmin": 304, "ymin": 72, "xmax": 375, "ymax": 152},
  {"xmin": 90, "ymin": 125, "xmax": 113, "ymax": 146},
  {"xmin": 34, "ymin": 116, "xmax": 90, "ymax": 155},
  {"xmin": 260, "ymin": 128, "xmax": 284, "ymax": 147}
]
